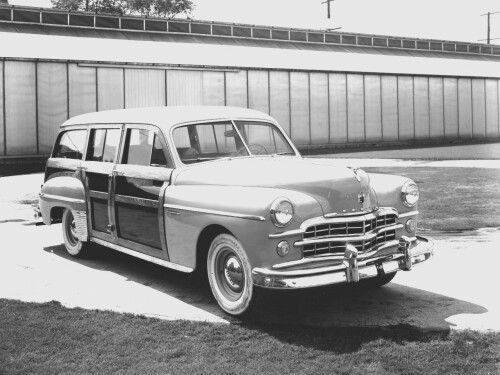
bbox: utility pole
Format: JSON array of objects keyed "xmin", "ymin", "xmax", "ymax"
[
  {"xmin": 322, "ymin": 0, "xmax": 335, "ymax": 19},
  {"xmin": 480, "ymin": 11, "xmax": 499, "ymax": 44}
]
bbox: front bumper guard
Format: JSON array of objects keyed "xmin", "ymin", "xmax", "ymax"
[{"xmin": 252, "ymin": 236, "xmax": 433, "ymax": 289}]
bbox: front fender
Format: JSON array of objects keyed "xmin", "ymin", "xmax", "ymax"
[
  {"xmin": 163, "ymin": 185, "xmax": 323, "ymax": 270},
  {"xmin": 39, "ymin": 173, "xmax": 87, "ymax": 225},
  {"xmin": 368, "ymin": 173, "xmax": 416, "ymax": 214}
]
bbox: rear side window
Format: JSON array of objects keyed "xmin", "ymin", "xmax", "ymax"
[
  {"xmin": 53, "ymin": 130, "xmax": 87, "ymax": 159},
  {"xmin": 86, "ymin": 128, "xmax": 121, "ymax": 163}
]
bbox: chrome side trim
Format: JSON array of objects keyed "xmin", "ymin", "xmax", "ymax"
[
  {"xmin": 163, "ymin": 204, "xmax": 266, "ymax": 222},
  {"xmin": 294, "ymin": 223, "xmax": 403, "ymax": 247},
  {"xmin": 90, "ymin": 237, "xmax": 194, "ymax": 273},
  {"xmin": 398, "ymin": 210, "xmax": 419, "ymax": 218},
  {"xmin": 39, "ymin": 193, "xmax": 85, "ymax": 205},
  {"xmin": 269, "ymin": 228, "xmax": 305, "ymax": 239}
]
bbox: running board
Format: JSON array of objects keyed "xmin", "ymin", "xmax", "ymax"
[{"xmin": 90, "ymin": 237, "xmax": 194, "ymax": 273}]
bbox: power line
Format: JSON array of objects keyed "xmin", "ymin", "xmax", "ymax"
[{"xmin": 480, "ymin": 11, "xmax": 499, "ymax": 44}]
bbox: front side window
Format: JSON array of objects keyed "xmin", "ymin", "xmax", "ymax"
[
  {"xmin": 86, "ymin": 128, "xmax": 121, "ymax": 163},
  {"xmin": 172, "ymin": 121, "xmax": 295, "ymax": 164},
  {"xmin": 53, "ymin": 130, "xmax": 87, "ymax": 159},
  {"xmin": 121, "ymin": 128, "xmax": 169, "ymax": 167}
]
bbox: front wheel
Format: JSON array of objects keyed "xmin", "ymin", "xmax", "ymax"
[
  {"xmin": 207, "ymin": 234, "xmax": 254, "ymax": 316},
  {"xmin": 62, "ymin": 209, "xmax": 91, "ymax": 258}
]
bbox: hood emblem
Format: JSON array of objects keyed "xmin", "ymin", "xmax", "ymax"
[{"xmin": 358, "ymin": 192, "xmax": 365, "ymax": 204}]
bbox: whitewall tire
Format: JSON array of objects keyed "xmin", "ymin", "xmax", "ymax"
[
  {"xmin": 62, "ymin": 209, "xmax": 90, "ymax": 258},
  {"xmin": 207, "ymin": 234, "xmax": 254, "ymax": 316}
]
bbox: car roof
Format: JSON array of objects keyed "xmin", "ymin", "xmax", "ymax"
[{"xmin": 61, "ymin": 106, "xmax": 276, "ymax": 130}]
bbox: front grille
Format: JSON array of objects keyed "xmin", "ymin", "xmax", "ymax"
[
  {"xmin": 304, "ymin": 213, "xmax": 397, "ymax": 239},
  {"xmin": 301, "ymin": 212, "xmax": 398, "ymax": 257},
  {"xmin": 303, "ymin": 229, "xmax": 396, "ymax": 257}
]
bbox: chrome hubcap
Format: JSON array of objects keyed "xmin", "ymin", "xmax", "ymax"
[{"xmin": 223, "ymin": 255, "xmax": 243, "ymax": 293}]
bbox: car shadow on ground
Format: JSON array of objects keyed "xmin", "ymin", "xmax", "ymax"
[{"xmin": 42, "ymin": 239, "xmax": 487, "ymax": 341}]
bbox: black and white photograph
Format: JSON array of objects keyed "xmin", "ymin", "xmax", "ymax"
[{"xmin": 0, "ymin": 0, "xmax": 499, "ymax": 373}]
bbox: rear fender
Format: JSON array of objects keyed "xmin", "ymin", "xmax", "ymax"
[{"xmin": 39, "ymin": 173, "xmax": 87, "ymax": 226}]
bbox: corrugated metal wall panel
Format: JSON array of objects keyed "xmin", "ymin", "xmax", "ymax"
[
  {"xmin": 125, "ymin": 69, "xmax": 165, "ymax": 108},
  {"xmin": 397, "ymin": 76, "xmax": 414, "ymax": 140},
  {"xmin": 37, "ymin": 62, "xmax": 68, "ymax": 154},
  {"xmin": 269, "ymin": 71, "xmax": 291, "ymax": 136},
  {"xmin": 225, "ymin": 71, "xmax": 247, "ymax": 108},
  {"xmin": 485, "ymin": 79, "xmax": 499, "ymax": 137},
  {"xmin": 443, "ymin": 78, "xmax": 458, "ymax": 139},
  {"xmin": 166, "ymin": 70, "xmax": 202, "ymax": 106},
  {"xmin": 458, "ymin": 78, "xmax": 473, "ymax": 139},
  {"xmin": 248, "ymin": 70, "xmax": 269, "ymax": 114},
  {"xmin": 429, "ymin": 77, "xmax": 444, "ymax": 138},
  {"xmin": 310, "ymin": 73, "xmax": 329, "ymax": 144},
  {"xmin": 0, "ymin": 61, "xmax": 4, "ymax": 156},
  {"xmin": 381, "ymin": 75, "xmax": 398, "ymax": 141},
  {"xmin": 471, "ymin": 79, "xmax": 486, "ymax": 138},
  {"xmin": 68, "ymin": 63, "xmax": 96, "ymax": 118},
  {"xmin": 202, "ymin": 71, "xmax": 225, "ymax": 106},
  {"xmin": 347, "ymin": 74, "xmax": 365, "ymax": 143},
  {"xmin": 414, "ymin": 77, "xmax": 430, "ymax": 140},
  {"xmin": 5, "ymin": 61, "xmax": 37, "ymax": 155},
  {"xmin": 329, "ymin": 73, "xmax": 347, "ymax": 144},
  {"xmin": 364, "ymin": 75, "xmax": 382, "ymax": 142},
  {"xmin": 97, "ymin": 68, "xmax": 124, "ymax": 111},
  {"xmin": 290, "ymin": 72, "xmax": 310, "ymax": 145}
]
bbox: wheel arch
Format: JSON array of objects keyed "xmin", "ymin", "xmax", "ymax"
[{"xmin": 196, "ymin": 224, "xmax": 233, "ymax": 271}]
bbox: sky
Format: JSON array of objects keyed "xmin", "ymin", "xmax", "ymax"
[{"xmin": 8, "ymin": 0, "xmax": 500, "ymax": 44}]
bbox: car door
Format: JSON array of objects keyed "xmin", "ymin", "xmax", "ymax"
[
  {"xmin": 111, "ymin": 124, "xmax": 173, "ymax": 259},
  {"xmin": 80, "ymin": 124, "xmax": 123, "ymax": 242}
]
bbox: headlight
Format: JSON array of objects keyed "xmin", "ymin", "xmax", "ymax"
[
  {"xmin": 270, "ymin": 198, "xmax": 294, "ymax": 227},
  {"xmin": 401, "ymin": 181, "xmax": 419, "ymax": 207}
]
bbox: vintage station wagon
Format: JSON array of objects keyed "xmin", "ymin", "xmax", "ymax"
[{"xmin": 37, "ymin": 106, "xmax": 433, "ymax": 315}]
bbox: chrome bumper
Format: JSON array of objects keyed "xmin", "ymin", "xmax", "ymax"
[{"xmin": 252, "ymin": 236, "xmax": 433, "ymax": 289}]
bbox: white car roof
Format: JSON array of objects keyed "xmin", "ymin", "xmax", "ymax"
[{"xmin": 61, "ymin": 106, "xmax": 276, "ymax": 130}]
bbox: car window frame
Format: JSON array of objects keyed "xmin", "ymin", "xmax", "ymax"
[
  {"xmin": 84, "ymin": 124, "xmax": 124, "ymax": 164},
  {"xmin": 117, "ymin": 123, "xmax": 174, "ymax": 169},
  {"xmin": 170, "ymin": 118, "xmax": 298, "ymax": 167}
]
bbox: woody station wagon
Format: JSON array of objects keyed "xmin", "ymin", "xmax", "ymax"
[{"xmin": 37, "ymin": 106, "xmax": 433, "ymax": 316}]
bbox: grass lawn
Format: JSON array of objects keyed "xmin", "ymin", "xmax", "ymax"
[
  {"xmin": 1, "ymin": 166, "xmax": 500, "ymax": 374},
  {"xmin": 365, "ymin": 167, "xmax": 500, "ymax": 232},
  {"xmin": 1, "ymin": 299, "xmax": 500, "ymax": 375}
]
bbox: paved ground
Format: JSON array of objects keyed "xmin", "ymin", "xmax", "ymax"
[{"xmin": 1, "ymin": 143, "xmax": 499, "ymax": 332}]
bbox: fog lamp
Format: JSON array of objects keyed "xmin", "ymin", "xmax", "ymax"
[
  {"xmin": 277, "ymin": 241, "xmax": 290, "ymax": 257},
  {"xmin": 405, "ymin": 218, "xmax": 416, "ymax": 233}
]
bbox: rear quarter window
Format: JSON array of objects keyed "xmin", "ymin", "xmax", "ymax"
[{"xmin": 53, "ymin": 130, "xmax": 87, "ymax": 159}]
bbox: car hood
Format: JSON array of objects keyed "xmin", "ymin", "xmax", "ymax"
[{"xmin": 173, "ymin": 157, "xmax": 378, "ymax": 215}]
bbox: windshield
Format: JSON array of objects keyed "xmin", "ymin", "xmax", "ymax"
[{"xmin": 173, "ymin": 121, "xmax": 295, "ymax": 164}]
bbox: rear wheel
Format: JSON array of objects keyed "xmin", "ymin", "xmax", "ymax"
[
  {"xmin": 207, "ymin": 234, "xmax": 254, "ymax": 316},
  {"xmin": 62, "ymin": 209, "xmax": 91, "ymax": 258}
]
